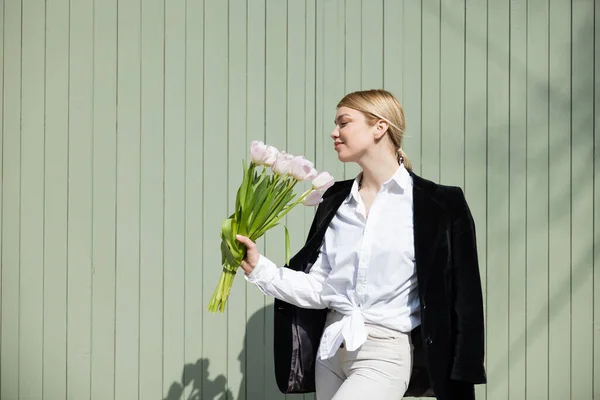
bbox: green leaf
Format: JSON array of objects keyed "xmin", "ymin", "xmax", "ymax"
[
  {"xmin": 221, "ymin": 216, "xmax": 235, "ymax": 243},
  {"xmin": 257, "ymin": 185, "xmax": 296, "ymax": 233},
  {"xmin": 220, "ymin": 235, "xmax": 227, "ymax": 265},
  {"xmin": 246, "ymin": 178, "xmax": 276, "ymax": 236},
  {"xmin": 221, "ymin": 238, "xmax": 235, "ymax": 266},
  {"xmin": 253, "ymin": 187, "xmax": 302, "ymax": 238},
  {"xmin": 245, "ymin": 179, "xmax": 271, "ymax": 234},
  {"xmin": 237, "ymin": 160, "xmax": 251, "ymax": 221},
  {"xmin": 238, "ymin": 163, "xmax": 258, "ymax": 233}
]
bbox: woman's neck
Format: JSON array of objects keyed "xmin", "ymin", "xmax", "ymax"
[{"xmin": 357, "ymin": 153, "xmax": 400, "ymax": 192}]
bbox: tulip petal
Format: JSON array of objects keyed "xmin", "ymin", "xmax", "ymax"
[
  {"xmin": 302, "ymin": 190, "xmax": 324, "ymax": 206},
  {"xmin": 312, "ymin": 172, "xmax": 335, "ymax": 191}
]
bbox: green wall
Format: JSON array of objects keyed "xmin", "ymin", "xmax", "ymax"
[{"xmin": 1, "ymin": 0, "xmax": 598, "ymax": 399}]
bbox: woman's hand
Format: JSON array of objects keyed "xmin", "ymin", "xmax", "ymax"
[{"xmin": 236, "ymin": 235, "xmax": 260, "ymax": 275}]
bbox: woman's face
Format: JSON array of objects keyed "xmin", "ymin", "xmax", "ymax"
[{"xmin": 331, "ymin": 106, "xmax": 377, "ymax": 163}]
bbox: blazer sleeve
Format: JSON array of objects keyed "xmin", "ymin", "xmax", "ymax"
[{"xmin": 449, "ymin": 187, "xmax": 487, "ymax": 384}]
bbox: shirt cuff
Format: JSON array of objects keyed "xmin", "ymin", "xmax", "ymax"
[{"xmin": 245, "ymin": 254, "xmax": 278, "ymax": 283}]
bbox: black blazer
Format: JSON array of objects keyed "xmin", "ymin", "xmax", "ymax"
[{"xmin": 272, "ymin": 171, "xmax": 487, "ymax": 400}]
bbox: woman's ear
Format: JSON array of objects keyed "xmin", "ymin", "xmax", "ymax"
[{"xmin": 373, "ymin": 120, "xmax": 389, "ymax": 139}]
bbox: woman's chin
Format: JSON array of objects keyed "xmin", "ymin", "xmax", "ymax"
[
  {"xmin": 336, "ymin": 151, "xmax": 354, "ymax": 163},
  {"xmin": 336, "ymin": 153, "xmax": 349, "ymax": 162}
]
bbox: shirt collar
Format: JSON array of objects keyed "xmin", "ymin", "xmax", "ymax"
[{"xmin": 345, "ymin": 163, "xmax": 411, "ymax": 204}]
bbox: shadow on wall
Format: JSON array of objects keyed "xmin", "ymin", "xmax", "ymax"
[
  {"xmin": 164, "ymin": 304, "xmax": 283, "ymax": 400},
  {"xmin": 163, "ymin": 358, "xmax": 232, "ymax": 400}
]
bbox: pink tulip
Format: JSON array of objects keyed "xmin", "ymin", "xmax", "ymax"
[
  {"xmin": 302, "ymin": 190, "xmax": 324, "ymax": 206},
  {"xmin": 305, "ymin": 168, "xmax": 318, "ymax": 180},
  {"xmin": 290, "ymin": 156, "xmax": 314, "ymax": 181},
  {"xmin": 272, "ymin": 152, "xmax": 295, "ymax": 175},
  {"xmin": 250, "ymin": 141, "xmax": 279, "ymax": 166},
  {"xmin": 312, "ymin": 172, "xmax": 335, "ymax": 191}
]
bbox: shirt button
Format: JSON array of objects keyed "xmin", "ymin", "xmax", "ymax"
[{"xmin": 426, "ymin": 337, "xmax": 433, "ymax": 345}]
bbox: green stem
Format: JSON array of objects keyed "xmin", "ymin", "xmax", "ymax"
[
  {"xmin": 207, "ymin": 260, "xmax": 241, "ymax": 313},
  {"xmin": 254, "ymin": 187, "xmax": 315, "ymax": 238}
]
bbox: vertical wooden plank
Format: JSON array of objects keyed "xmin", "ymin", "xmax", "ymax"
[
  {"xmin": 265, "ymin": 0, "xmax": 287, "ymax": 154},
  {"xmin": 91, "ymin": 0, "xmax": 118, "ymax": 396},
  {"xmin": 227, "ymin": 0, "xmax": 248, "ymax": 397},
  {"xmin": 570, "ymin": 1, "xmax": 594, "ymax": 398},
  {"xmin": 439, "ymin": 0, "xmax": 465, "ymax": 188},
  {"xmin": 345, "ymin": 0, "xmax": 361, "ymax": 94},
  {"xmin": 19, "ymin": 1, "xmax": 45, "ymax": 398},
  {"xmin": 547, "ymin": 0, "xmax": 572, "ymax": 398},
  {"xmin": 44, "ymin": 1, "xmax": 69, "ymax": 398},
  {"xmin": 361, "ymin": 0, "xmax": 383, "ymax": 89},
  {"xmin": 383, "ymin": 0, "xmax": 402, "ymax": 99},
  {"xmin": 1, "ymin": 2, "xmax": 21, "ymax": 398},
  {"xmin": 184, "ymin": 0, "xmax": 204, "ymax": 397},
  {"xmin": 420, "ymin": 0, "xmax": 440, "ymax": 182},
  {"xmin": 202, "ymin": 0, "xmax": 229, "ymax": 398},
  {"xmin": 304, "ymin": 0, "xmax": 316, "ymax": 181},
  {"xmin": 67, "ymin": 0, "xmax": 94, "ymax": 397},
  {"xmin": 594, "ymin": 2, "xmax": 600, "ymax": 397},
  {"xmin": 486, "ymin": 1, "xmax": 510, "ymax": 399},
  {"xmin": 303, "ymin": 3, "xmax": 317, "ymax": 396},
  {"xmin": 286, "ymin": 0, "xmax": 307, "ymax": 254},
  {"xmin": 382, "ymin": 0, "xmax": 406, "ymax": 178},
  {"xmin": 163, "ymin": 0, "xmax": 186, "ymax": 397},
  {"xmin": 305, "ymin": 0, "xmax": 316, "ymax": 215},
  {"xmin": 184, "ymin": 0, "xmax": 205, "ymax": 398},
  {"xmin": 115, "ymin": 0, "xmax": 141, "ymax": 398},
  {"xmin": 343, "ymin": 0, "xmax": 361, "ymax": 180},
  {"xmin": 0, "ymin": 6, "xmax": 3, "ymax": 385},
  {"xmin": 402, "ymin": 0, "xmax": 421, "ymax": 174},
  {"xmin": 265, "ymin": 1, "xmax": 288, "ymax": 398},
  {"xmin": 508, "ymin": 1, "xmax": 526, "ymax": 398},
  {"xmin": 321, "ymin": 0, "xmax": 343, "ymax": 181},
  {"xmin": 526, "ymin": 1, "xmax": 550, "ymax": 398},
  {"xmin": 315, "ymin": 0, "xmax": 324, "ymax": 178},
  {"xmin": 464, "ymin": 2, "xmax": 487, "ymax": 398},
  {"xmin": 382, "ymin": 0, "xmax": 403, "ymax": 177},
  {"xmin": 138, "ymin": 0, "xmax": 164, "ymax": 398},
  {"xmin": 245, "ymin": 0, "xmax": 267, "ymax": 398}
]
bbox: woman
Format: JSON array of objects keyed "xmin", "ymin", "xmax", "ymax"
[{"xmin": 236, "ymin": 89, "xmax": 486, "ymax": 400}]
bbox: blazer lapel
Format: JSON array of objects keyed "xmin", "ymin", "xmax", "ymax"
[
  {"xmin": 293, "ymin": 181, "xmax": 352, "ymax": 272},
  {"xmin": 314, "ymin": 181, "xmax": 353, "ymax": 233},
  {"xmin": 411, "ymin": 173, "xmax": 446, "ymax": 290}
]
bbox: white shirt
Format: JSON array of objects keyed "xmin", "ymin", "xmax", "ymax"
[{"xmin": 246, "ymin": 164, "xmax": 421, "ymax": 360}]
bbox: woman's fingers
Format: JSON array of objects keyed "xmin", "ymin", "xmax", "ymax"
[
  {"xmin": 236, "ymin": 234, "xmax": 259, "ymax": 272},
  {"xmin": 239, "ymin": 259, "xmax": 252, "ymax": 274},
  {"xmin": 236, "ymin": 234, "xmax": 255, "ymax": 250}
]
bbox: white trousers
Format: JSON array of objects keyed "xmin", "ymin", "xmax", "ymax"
[{"xmin": 315, "ymin": 311, "xmax": 413, "ymax": 400}]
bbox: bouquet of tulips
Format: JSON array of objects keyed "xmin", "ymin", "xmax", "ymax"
[{"xmin": 207, "ymin": 141, "xmax": 334, "ymax": 313}]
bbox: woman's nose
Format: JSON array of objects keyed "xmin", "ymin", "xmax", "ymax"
[{"xmin": 330, "ymin": 127, "xmax": 339, "ymax": 139}]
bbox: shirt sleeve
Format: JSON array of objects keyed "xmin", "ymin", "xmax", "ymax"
[{"xmin": 245, "ymin": 241, "xmax": 331, "ymax": 309}]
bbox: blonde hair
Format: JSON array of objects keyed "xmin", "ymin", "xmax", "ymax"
[{"xmin": 337, "ymin": 89, "xmax": 411, "ymax": 171}]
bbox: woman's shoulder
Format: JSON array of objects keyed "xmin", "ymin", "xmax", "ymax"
[{"xmin": 410, "ymin": 172, "xmax": 467, "ymax": 208}]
